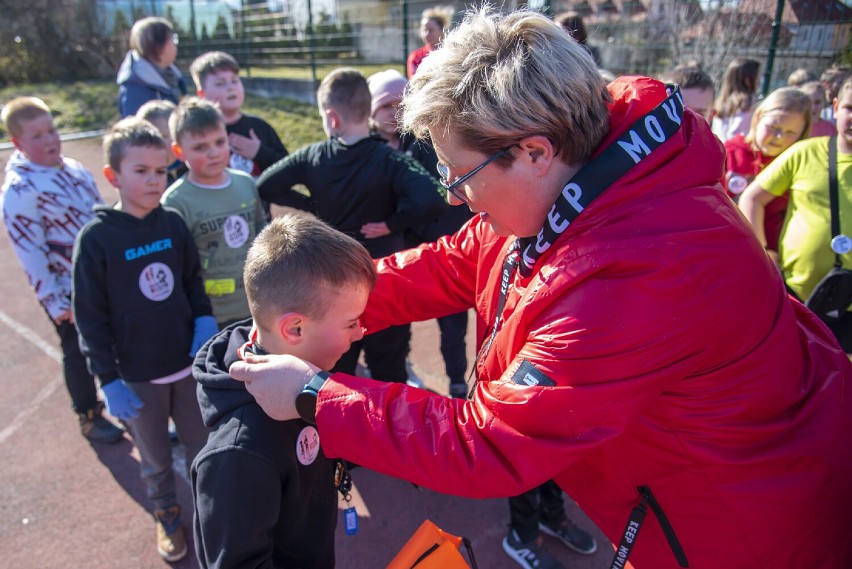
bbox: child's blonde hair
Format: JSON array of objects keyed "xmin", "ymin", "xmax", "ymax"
[
  {"xmin": 745, "ymin": 87, "xmax": 812, "ymax": 147},
  {"xmin": 244, "ymin": 212, "xmax": 376, "ymax": 330},
  {"xmin": 136, "ymin": 99, "xmax": 176, "ymax": 125},
  {"xmin": 1, "ymin": 96, "xmax": 51, "ymax": 138},
  {"xmin": 421, "ymin": 5, "xmax": 454, "ymax": 30},
  {"xmin": 103, "ymin": 116, "xmax": 167, "ymax": 171}
]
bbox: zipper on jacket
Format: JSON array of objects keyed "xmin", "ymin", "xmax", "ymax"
[{"xmin": 609, "ymin": 485, "xmax": 689, "ymax": 569}]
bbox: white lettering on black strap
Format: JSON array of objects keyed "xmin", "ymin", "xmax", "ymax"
[
  {"xmin": 519, "ymin": 85, "xmax": 684, "ymax": 277},
  {"xmin": 465, "ymin": 86, "xmax": 684, "ymax": 398},
  {"xmin": 609, "ymin": 486, "xmax": 689, "ymax": 569}
]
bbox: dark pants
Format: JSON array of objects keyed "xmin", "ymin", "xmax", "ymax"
[
  {"xmin": 509, "ymin": 481, "xmax": 567, "ymax": 544},
  {"xmin": 124, "ymin": 376, "xmax": 208, "ymax": 511},
  {"xmin": 333, "ymin": 324, "xmax": 410, "ymax": 383},
  {"xmin": 54, "ymin": 319, "xmax": 99, "ymax": 414},
  {"xmin": 438, "ymin": 310, "xmax": 468, "ymax": 386}
]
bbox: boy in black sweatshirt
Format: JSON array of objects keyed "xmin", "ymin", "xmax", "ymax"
[
  {"xmin": 192, "ymin": 212, "xmax": 376, "ymax": 568},
  {"xmin": 73, "ymin": 117, "xmax": 218, "ymax": 563},
  {"xmin": 256, "ymin": 68, "xmax": 447, "ymax": 384}
]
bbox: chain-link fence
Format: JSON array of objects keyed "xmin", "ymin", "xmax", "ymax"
[{"xmin": 1, "ymin": 1, "xmax": 849, "ymax": 90}]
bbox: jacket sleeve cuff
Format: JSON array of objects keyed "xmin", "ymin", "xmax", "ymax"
[{"xmin": 98, "ymin": 372, "xmax": 120, "ymax": 387}]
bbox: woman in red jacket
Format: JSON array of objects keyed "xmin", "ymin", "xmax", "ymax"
[{"xmin": 232, "ymin": 8, "xmax": 852, "ymax": 568}]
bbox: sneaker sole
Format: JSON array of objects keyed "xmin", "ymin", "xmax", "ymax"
[
  {"xmin": 538, "ymin": 522, "xmax": 598, "ymax": 555},
  {"xmin": 157, "ymin": 545, "xmax": 187, "ymax": 563},
  {"xmin": 501, "ymin": 537, "xmax": 538, "ymax": 569}
]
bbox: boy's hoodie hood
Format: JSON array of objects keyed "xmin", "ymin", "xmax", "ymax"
[
  {"xmin": 193, "ymin": 322, "xmax": 255, "ymax": 428},
  {"xmin": 116, "ymin": 50, "xmax": 182, "ymax": 90}
]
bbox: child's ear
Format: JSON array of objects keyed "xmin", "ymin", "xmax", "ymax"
[
  {"xmin": 325, "ymin": 108, "xmax": 341, "ymax": 130},
  {"xmin": 171, "ymin": 142, "xmax": 184, "ymax": 161},
  {"xmin": 102, "ymin": 165, "xmax": 119, "ymax": 188},
  {"xmin": 10, "ymin": 137, "xmax": 22, "ymax": 152},
  {"xmin": 277, "ymin": 312, "xmax": 305, "ymax": 344}
]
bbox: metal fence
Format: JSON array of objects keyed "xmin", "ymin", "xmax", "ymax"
[{"xmin": 96, "ymin": 0, "xmax": 849, "ymax": 90}]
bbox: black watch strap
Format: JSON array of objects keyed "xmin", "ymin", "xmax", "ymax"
[{"xmin": 295, "ymin": 371, "xmax": 331, "ymax": 424}]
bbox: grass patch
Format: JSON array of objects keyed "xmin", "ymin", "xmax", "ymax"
[
  {"xmin": 243, "ymin": 63, "xmax": 406, "ymax": 81},
  {"xmin": 0, "ymin": 80, "xmax": 120, "ymax": 141},
  {"xmin": 0, "ymin": 79, "xmax": 326, "ymax": 151}
]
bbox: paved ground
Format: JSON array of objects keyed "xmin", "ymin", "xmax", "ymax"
[{"xmin": 0, "ymin": 138, "xmax": 614, "ymax": 568}]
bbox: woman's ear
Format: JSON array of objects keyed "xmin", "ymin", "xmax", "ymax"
[{"xmin": 516, "ymin": 135, "xmax": 556, "ymax": 171}]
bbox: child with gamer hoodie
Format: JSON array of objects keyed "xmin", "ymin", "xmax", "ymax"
[
  {"xmin": 192, "ymin": 211, "xmax": 376, "ymax": 569},
  {"xmin": 73, "ymin": 117, "xmax": 217, "ymax": 562}
]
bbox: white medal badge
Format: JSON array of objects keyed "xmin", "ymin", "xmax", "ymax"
[
  {"xmin": 223, "ymin": 215, "xmax": 250, "ymax": 248},
  {"xmin": 296, "ymin": 426, "xmax": 321, "ymax": 465},
  {"xmin": 139, "ymin": 262, "xmax": 174, "ymax": 301}
]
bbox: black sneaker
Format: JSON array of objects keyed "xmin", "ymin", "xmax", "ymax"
[
  {"xmin": 78, "ymin": 403, "xmax": 124, "ymax": 444},
  {"xmin": 502, "ymin": 529, "xmax": 565, "ymax": 569},
  {"xmin": 539, "ymin": 519, "xmax": 597, "ymax": 555}
]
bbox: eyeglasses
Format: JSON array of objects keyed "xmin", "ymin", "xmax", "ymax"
[{"xmin": 436, "ymin": 146, "xmax": 512, "ymax": 205}]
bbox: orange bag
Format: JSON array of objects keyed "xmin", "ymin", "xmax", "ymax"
[{"xmin": 386, "ymin": 519, "xmax": 478, "ymax": 569}]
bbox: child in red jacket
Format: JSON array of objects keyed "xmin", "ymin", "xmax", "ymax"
[{"xmin": 723, "ymin": 87, "xmax": 812, "ymax": 251}]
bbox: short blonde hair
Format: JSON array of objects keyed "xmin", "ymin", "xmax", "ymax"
[
  {"xmin": 244, "ymin": 212, "xmax": 376, "ymax": 329},
  {"xmin": 745, "ymin": 86, "xmax": 812, "ymax": 145},
  {"xmin": 401, "ymin": 7, "xmax": 610, "ymax": 167},
  {"xmin": 787, "ymin": 68, "xmax": 816, "ymax": 88},
  {"xmin": 1, "ymin": 96, "xmax": 51, "ymax": 138},
  {"xmin": 136, "ymin": 99, "xmax": 176, "ymax": 125},
  {"xmin": 103, "ymin": 116, "xmax": 167, "ymax": 171},
  {"xmin": 422, "ymin": 5, "xmax": 454, "ymax": 30}
]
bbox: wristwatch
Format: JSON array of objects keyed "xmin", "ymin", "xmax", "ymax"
[{"xmin": 295, "ymin": 371, "xmax": 331, "ymax": 424}]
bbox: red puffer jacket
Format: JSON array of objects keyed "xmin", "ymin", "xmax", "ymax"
[{"xmin": 315, "ymin": 77, "xmax": 852, "ymax": 568}]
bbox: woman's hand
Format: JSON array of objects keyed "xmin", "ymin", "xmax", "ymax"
[{"xmin": 229, "ymin": 353, "xmax": 319, "ymax": 421}]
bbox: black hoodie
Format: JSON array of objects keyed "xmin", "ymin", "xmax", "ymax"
[
  {"xmin": 192, "ymin": 323, "xmax": 337, "ymax": 569},
  {"xmin": 73, "ymin": 205, "xmax": 212, "ymax": 384}
]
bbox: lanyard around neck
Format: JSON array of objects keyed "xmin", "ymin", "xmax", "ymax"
[{"xmin": 468, "ymin": 85, "xmax": 686, "ymax": 390}]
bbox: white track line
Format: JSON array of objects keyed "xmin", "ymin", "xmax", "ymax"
[
  {"xmin": 0, "ymin": 309, "xmax": 62, "ymax": 361},
  {"xmin": 0, "ymin": 310, "xmax": 62, "ymax": 444},
  {"xmin": 0, "ymin": 309, "xmax": 191, "ymax": 485}
]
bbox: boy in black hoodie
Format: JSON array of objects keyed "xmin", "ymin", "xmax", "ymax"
[
  {"xmin": 73, "ymin": 117, "xmax": 218, "ymax": 562},
  {"xmin": 192, "ymin": 212, "xmax": 376, "ymax": 569}
]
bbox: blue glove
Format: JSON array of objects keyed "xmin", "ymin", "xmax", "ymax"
[
  {"xmin": 190, "ymin": 315, "xmax": 219, "ymax": 356},
  {"xmin": 101, "ymin": 380, "xmax": 144, "ymax": 421}
]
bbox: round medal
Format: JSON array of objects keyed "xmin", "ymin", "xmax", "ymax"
[{"xmin": 831, "ymin": 235, "xmax": 852, "ymax": 255}]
